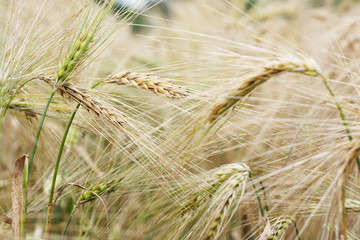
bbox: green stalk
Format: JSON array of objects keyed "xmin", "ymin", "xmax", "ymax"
[
  {"xmin": 44, "ymin": 103, "xmax": 80, "ymax": 239},
  {"xmin": 259, "ymin": 180, "xmax": 269, "ymax": 212},
  {"xmin": 321, "ymin": 75, "xmax": 360, "ymax": 172},
  {"xmin": 49, "ymin": 104, "xmax": 80, "ymax": 204},
  {"xmin": 21, "ymin": 89, "xmax": 56, "ymax": 240},
  {"xmin": 294, "ymin": 221, "xmax": 301, "ymax": 240},
  {"xmin": 249, "ymin": 171, "xmax": 265, "ymax": 217},
  {"xmin": 45, "ymin": 81, "xmax": 100, "ymax": 238},
  {"xmin": 63, "ymin": 210, "xmax": 74, "ymax": 239},
  {"xmin": 28, "ymin": 90, "xmax": 56, "ymax": 180}
]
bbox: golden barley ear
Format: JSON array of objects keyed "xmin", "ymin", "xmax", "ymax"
[
  {"xmin": 39, "ymin": 75, "xmax": 126, "ymax": 126},
  {"xmin": 209, "ymin": 56, "xmax": 321, "ymax": 123},
  {"xmin": 173, "ymin": 164, "xmax": 250, "ymax": 240},
  {"xmin": 105, "ymin": 71, "xmax": 191, "ymax": 99}
]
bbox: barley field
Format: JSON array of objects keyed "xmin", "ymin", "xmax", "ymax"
[{"xmin": 1, "ymin": 0, "xmax": 360, "ymax": 239}]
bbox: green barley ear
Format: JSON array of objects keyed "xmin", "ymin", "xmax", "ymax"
[
  {"xmin": 79, "ymin": 177, "xmax": 124, "ymax": 204},
  {"xmin": 54, "ymin": 30, "xmax": 95, "ymax": 84},
  {"xmin": 245, "ymin": 0, "xmax": 259, "ymax": 12},
  {"xmin": 266, "ymin": 216, "xmax": 297, "ymax": 240},
  {"xmin": 65, "ymin": 126, "xmax": 80, "ymax": 148}
]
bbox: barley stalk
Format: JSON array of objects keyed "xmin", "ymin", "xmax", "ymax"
[
  {"xmin": 105, "ymin": 71, "xmax": 190, "ymax": 99},
  {"xmin": 209, "ymin": 56, "xmax": 320, "ymax": 122},
  {"xmin": 39, "ymin": 75, "xmax": 125, "ymax": 126}
]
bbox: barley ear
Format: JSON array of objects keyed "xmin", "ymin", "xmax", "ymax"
[
  {"xmin": 266, "ymin": 216, "xmax": 296, "ymax": 240},
  {"xmin": 209, "ymin": 57, "xmax": 320, "ymax": 123},
  {"xmin": 105, "ymin": 71, "xmax": 190, "ymax": 99},
  {"xmin": 79, "ymin": 177, "xmax": 124, "ymax": 204},
  {"xmin": 39, "ymin": 75, "xmax": 126, "ymax": 126},
  {"xmin": 54, "ymin": 30, "xmax": 95, "ymax": 84},
  {"xmin": 174, "ymin": 164, "xmax": 249, "ymax": 240}
]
